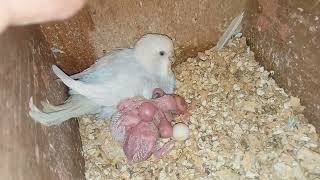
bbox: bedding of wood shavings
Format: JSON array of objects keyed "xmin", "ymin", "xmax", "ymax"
[{"xmin": 79, "ymin": 36, "xmax": 320, "ymax": 180}]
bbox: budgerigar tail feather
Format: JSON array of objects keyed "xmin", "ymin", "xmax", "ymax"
[
  {"xmin": 40, "ymin": 97, "xmax": 74, "ymax": 112},
  {"xmin": 52, "ymin": 65, "xmax": 101, "ymax": 99},
  {"xmin": 29, "ymin": 95, "xmax": 99, "ymax": 126},
  {"xmin": 214, "ymin": 11, "xmax": 245, "ymax": 50}
]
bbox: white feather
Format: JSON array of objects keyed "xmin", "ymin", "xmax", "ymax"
[
  {"xmin": 29, "ymin": 95, "xmax": 99, "ymax": 126},
  {"xmin": 214, "ymin": 11, "xmax": 245, "ymax": 50}
]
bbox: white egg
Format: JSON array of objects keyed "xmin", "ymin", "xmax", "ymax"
[{"xmin": 173, "ymin": 123, "xmax": 189, "ymax": 141}]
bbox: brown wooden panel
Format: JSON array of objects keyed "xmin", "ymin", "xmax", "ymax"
[
  {"xmin": 87, "ymin": 0, "xmax": 247, "ymax": 64},
  {"xmin": 40, "ymin": 7, "xmax": 96, "ymax": 75},
  {"xmin": 243, "ymin": 0, "xmax": 320, "ymax": 131},
  {"xmin": 39, "ymin": 0, "xmax": 247, "ymax": 69},
  {"xmin": 0, "ymin": 26, "xmax": 85, "ymax": 180}
]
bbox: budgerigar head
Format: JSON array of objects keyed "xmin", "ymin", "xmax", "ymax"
[{"xmin": 133, "ymin": 33, "xmax": 175, "ymax": 76}]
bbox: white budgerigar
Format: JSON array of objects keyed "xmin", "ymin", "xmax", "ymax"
[{"xmin": 29, "ymin": 33, "xmax": 176, "ymax": 126}]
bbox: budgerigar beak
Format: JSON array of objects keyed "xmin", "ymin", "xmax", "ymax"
[
  {"xmin": 169, "ymin": 55, "xmax": 176, "ymax": 65},
  {"xmin": 164, "ymin": 55, "xmax": 175, "ymax": 75}
]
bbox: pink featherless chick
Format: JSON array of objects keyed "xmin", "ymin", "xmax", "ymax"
[{"xmin": 110, "ymin": 88, "xmax": 190, "ymax": 164}]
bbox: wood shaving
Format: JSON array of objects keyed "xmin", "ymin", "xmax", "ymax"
[{"xmin": 79, "ymin": 36, "xmax": 320, "ymax": 180}]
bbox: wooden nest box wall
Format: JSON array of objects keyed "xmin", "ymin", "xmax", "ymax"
[{"xmin": 0, "ymin": 0, "xmax": 318, "ymax": 179}]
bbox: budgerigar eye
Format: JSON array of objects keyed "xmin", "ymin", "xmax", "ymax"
[{"xmin": 159, "ymin": 51, "xmax": 165, "ymax": 56}]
